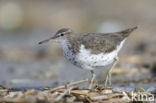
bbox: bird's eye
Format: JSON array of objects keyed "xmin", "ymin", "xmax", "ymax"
[{"xmin": 60, "ymin": 33, "xmax": 64, "ymax": 36}]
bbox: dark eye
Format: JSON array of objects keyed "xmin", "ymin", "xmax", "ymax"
[{"xmin": 60, "ymin": 33, "xmax": 64, "ymax": 36}]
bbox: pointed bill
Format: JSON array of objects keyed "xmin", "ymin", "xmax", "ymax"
[{"xmin": 38, "ymin": 35, "xmax": 58, "ymax": 44}]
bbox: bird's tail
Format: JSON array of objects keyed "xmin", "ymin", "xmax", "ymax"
[{"xmin": 117, "ymin": 26, "xmax": 138, "ymax": 38}]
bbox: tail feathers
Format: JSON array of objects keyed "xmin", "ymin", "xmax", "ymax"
[{"xmin": 117, "ymin": 26, "xmax": 138, "ymax": 38}]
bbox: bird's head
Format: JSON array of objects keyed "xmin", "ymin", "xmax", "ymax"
[{"xmin": 39, "ymin": 28, "xmax": 73, "ymax": 44}]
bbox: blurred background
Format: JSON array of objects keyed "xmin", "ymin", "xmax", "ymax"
[{"xmin": 0, "ymin": 0, "xmax": 156, "ymax": 89}]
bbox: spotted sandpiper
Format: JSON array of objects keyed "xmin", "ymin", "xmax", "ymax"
[{"xmin": 39, "ymin": 26, "xmax": 137, "ymax": 89}]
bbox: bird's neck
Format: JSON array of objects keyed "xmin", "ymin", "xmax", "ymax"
[{"xmin": 57, "ymin": 38, "xmax": 71, "ymax": 51}]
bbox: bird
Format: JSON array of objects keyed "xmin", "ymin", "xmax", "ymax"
[{"xmin": 39, "ymin": 26, "xmax": 137, "ymax": 89}]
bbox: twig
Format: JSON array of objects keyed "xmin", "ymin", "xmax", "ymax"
[
  {"xmin": 57, "ymin": 89, "xmax": 89, "ymax": 95},
  {"xmin": 90, "ymin": 93, "xmax": 123, "ymax": 101},
  {"xmin": 55, "ymin": 86, "xmax": 74, "ymax": 102},
  {"xmin": 49, "ymin": 79, "xmax": 88, "ymax": 93}
]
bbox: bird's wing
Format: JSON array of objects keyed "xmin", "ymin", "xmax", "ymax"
[
  {"xmin": 75, "ymin": 26, "xmax": 137, "ymax": 54},
  {"xmin": 76, "ymin": 33, "xmax": 123, "ymax": 54},
  {"xmin": 68, "ymin": 27, "xmax": 137, "ymax": 54}
]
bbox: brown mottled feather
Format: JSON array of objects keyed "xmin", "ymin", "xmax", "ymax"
[{"xmin": 67, "ymin": 26, "xmax": 137, "ymax": 54}]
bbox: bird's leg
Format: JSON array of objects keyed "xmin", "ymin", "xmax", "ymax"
[
  {"xmin": 105, "ymin": 74, "xmax": 109, "ymax": 87},
  {"xmin": 108, "ymin": 57, "xmax": 119, "ymax": 86},
  {"xmin": 89, "ymin": 70, "xmax": 96, "ymax": 89},
  {"xmin": 105, "ymin": 57, "xmax": 119, "ymax": 86}
]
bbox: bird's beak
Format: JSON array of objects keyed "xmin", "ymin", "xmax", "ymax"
[{"xmin": 38, "ymin": 35, "xmax": 58, "ymax": 45}]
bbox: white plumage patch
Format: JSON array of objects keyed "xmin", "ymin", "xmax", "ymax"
[{"xmin": 76, "ymin": 39, "xmax": 126, "ymax": 70}]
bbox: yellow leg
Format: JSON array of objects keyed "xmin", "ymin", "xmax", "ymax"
[
  {"xmin": 89, "ymin": 70, "xmax": 96, "ymax": 89},
  {"xmin": 105, "ymin": 57, "xmax": 119, "ymax": 86}
]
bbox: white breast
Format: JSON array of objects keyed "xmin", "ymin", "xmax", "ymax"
[
  {"xmin": 76, "ymin": 39, "xmax": 126, "ymax": 69},
  {"xmin": 57, "ymin": 39, "xmax": 75, "ymax": 63},
  {"xmin": 58, "ymin": 38, "xmax": 126, "ymax": 70}
]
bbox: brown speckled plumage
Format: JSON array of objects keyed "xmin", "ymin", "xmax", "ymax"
[{"xmin": 66, "ymin": 26, "xmax": 137, "ymax": 54}]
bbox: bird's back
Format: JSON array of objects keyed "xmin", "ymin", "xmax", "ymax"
[{"xmin": 67, "ymin": 26, "xmax": 137, "ymax": 55}]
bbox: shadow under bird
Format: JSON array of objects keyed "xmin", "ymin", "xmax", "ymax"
[{"xmin": 39, "ymin": 26, "xmax": 138, "ymax": 89}]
